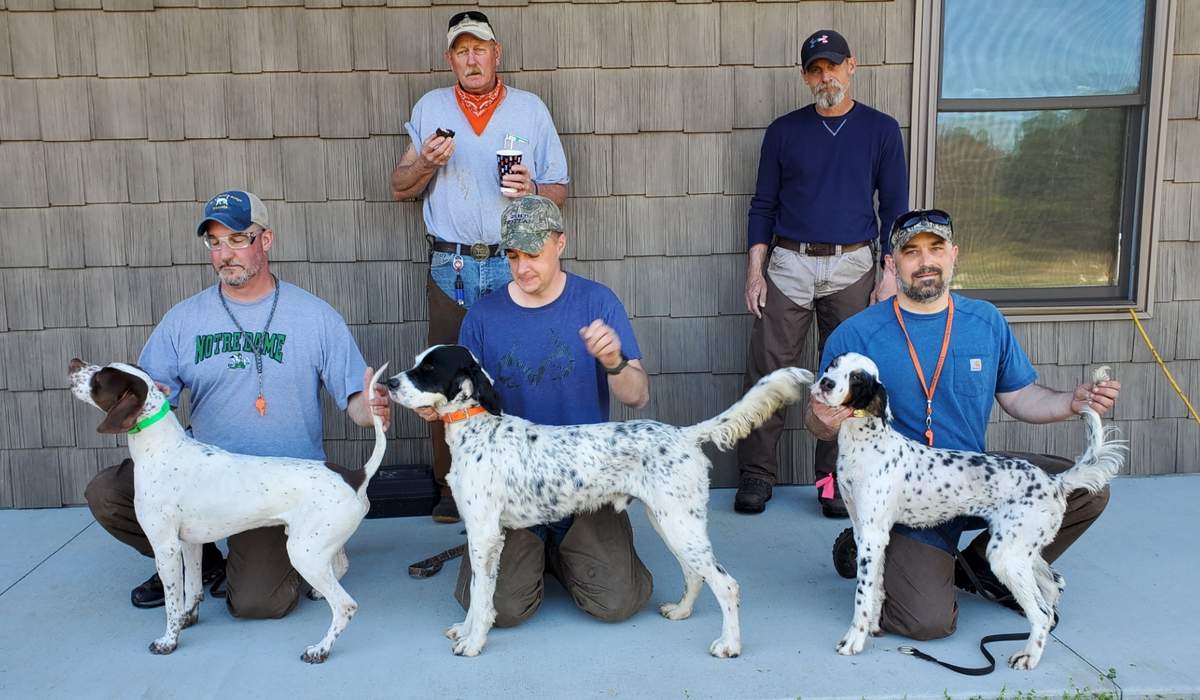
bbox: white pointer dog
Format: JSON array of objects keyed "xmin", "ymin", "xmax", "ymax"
[
  {"xmin": 811, "ymin": 352, "xmax": 1124, "ymax": 670},
  {"xmin": 68, "ymin": 359, "xmax": 388, "ymax": 663},
  {"xmin": 386, "ymin": 344, "xmax": 813, "ymax": 658}
]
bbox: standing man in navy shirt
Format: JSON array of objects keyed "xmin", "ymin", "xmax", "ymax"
[{"xmin": 734, "ymin": 29, "xmax": 909, "ymax": 517}]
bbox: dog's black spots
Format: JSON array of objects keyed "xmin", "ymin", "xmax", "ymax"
[
  {"xmin": 528, "ymin": 434, "xmax": 538, "ymax": 443},
  {"xmin": 475, "ymin": 454, "xmax": 483, "ymax": 462},
  {"xmin": 715, "ymin": 564, "xmax": 727, "ymax": 576},
  {"xmin": 942, "ymin": 457, "xmax": 954, "ymax": 466},
  {"xmin": 658, "ymin": 446, "xmax": 668, "ymax": 456},
  {"xmin": 323, "ymin": 461, "xmax": 365, "ymax": 492},
  {"xmin": 505, "ymin": 426, "xmax": 514, "ymax": 434},
  {"xmin": 968, "ymin": 455, "xmax": 986, "ymax": 466}
]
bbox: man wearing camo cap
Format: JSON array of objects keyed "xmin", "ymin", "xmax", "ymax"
[{"xmin": 413, "ymin": 195, "xmax": 654, "ymax": 626}]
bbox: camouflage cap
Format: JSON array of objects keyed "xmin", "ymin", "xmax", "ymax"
[{"xmin": 500, "ymin": 195, "xmax": 564, "ymax": 253}]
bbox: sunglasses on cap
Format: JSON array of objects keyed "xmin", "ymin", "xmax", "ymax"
[
  {"xmin": 892, "ymin": 209, "xmax": 952, "ymax": 235},
  {"xmin": 448, "ymin": 10, "xmax": 490, "ymax": 29}
]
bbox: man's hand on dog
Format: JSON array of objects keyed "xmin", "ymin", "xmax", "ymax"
[
  {"xmin": 806, "ymin": 397, "xmax": 852, "ymax": 441},
  {"xmin": 363, "ymin": 366, "xmax": 392, "ymax": 431},
  {"xmin": 1070, "ymin": 378, "xmax": 1120, "ymax": 416},
  {"xmin": 580, "ymin": 319, "xmax": 623, "ymax": 371},
  {"xmin": 414, "ymin": 406, "xmax": 439, "ymax": 423}
]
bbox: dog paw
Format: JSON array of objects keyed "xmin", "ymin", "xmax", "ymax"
[
  {"xmin": 1008, "ymin": 652, "xmax": 1039, "ymax": 670},
  {"xmin": 446, "ymin": 622, "xmax": 467, "ymax": 641},
  {"xmin": 452, "ymin": 635, "xmax": 485, "ymax": 657},
  {"xmin": 148, "ymin": 638, "xmax": 177, "ymax": 655},
  {"xmin": 301, "ymin": 645, "xmax": 330, "ymax": 664},
  {"xmin": 836, "ymin": 628, "xmax": 867, "ymax": 656},
  {"xmin": 709, "ymin": 637, "xmax": 741, "ymax": 658},
  {"xmin": 659, "ymin": 602, "xmax": 693, "ymax": 621}
]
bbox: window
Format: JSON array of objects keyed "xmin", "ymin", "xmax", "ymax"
[{"xmin": 920, "ymin": 0, "xmax": 1164, "ymax": 310}]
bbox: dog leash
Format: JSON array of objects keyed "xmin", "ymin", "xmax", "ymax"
[
  {"xmin": 408, "ymin": 544, "xmax": 466, "ymax": 578},
  {"xmin": 897, "ymin": 539, "xmax": 1033, "ymax": 675},
  {"xmin": 899, "ymin": 632, "xmax": 1031, "ymax": 675}
]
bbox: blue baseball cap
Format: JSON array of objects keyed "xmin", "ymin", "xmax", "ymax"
[{"xmin": 196, "ymin": 190, "xmax": 270, "ymax": 237}]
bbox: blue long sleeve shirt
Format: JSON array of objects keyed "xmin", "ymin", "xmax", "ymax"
[{"xmin": 747, "ymin": 101, "xmax": 909, "ymax": 256}]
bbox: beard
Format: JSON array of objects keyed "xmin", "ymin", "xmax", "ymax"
[
  {"xmin": 898, "ymin": 266, "xmax": 950, "ymax": 303},
  {"xmin": 812, "ymin": 78, "xmax": 846, "ymax": 109},
  {"xmin": 217, "ymin": 259, "xmax": 261, "ymax": 287}
]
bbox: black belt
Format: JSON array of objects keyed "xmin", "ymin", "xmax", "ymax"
[
  {"xmin": 773, "ymin": 238, "xmax": 870, "ymax": 257},
  {"xmin": 429, "ymin": 240, "xmax": 504, "ymax": 260}
]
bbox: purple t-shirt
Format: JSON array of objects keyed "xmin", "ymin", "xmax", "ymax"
[{"xmin": 458, "ymin": 273, "xmax": 640, "ymax": 426}]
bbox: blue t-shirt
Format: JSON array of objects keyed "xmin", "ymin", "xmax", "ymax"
[
  {"xmin": 405, "ymin": 85, "xmax": 570, "ymax": 246},
  {"xmin": 458, "ymin": 273, "xmax": 641, "ymax": 426},
  {"xmin": 748, "ymin": 101, "xmax": 908, "ymax": 254},
  {"xmin": 139, "ymin": 281, "xmax": 368, "ymax": 461},
  {"xmin": 820, "ymin": 293, "xmax": 1038, "ymax": 551}
]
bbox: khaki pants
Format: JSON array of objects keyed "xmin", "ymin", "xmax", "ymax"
[
  {"xmin": 878, "ymin": 452, "xmax": 1112, "ymax": 640},
  {"xmin": 454, "ymin": 506, "xmax": 653, "ymax": 627},
  {"xmin": 737, "ymin": 246, "xmax": 875, "ymax": 485},
  {"xmin": 84, "ymin": 459, "xmax": 301, "ymax": 619}
]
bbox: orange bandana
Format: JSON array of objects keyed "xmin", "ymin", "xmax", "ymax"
[{"xmin": 454, "ymin": 77, "xmax": 505, "ymax": 136}]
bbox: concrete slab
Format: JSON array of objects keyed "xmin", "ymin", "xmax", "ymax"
[
  {"xmin": 0, "ymin": 476, "xmax": 1193, "ymax": 699},
  {"xmin": 0, "ymin": 507, "xmax": 94, "ymax": 593}
]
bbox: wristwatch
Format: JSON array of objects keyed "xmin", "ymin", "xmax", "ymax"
[{"xmin": 604, "ymin": 353, "xmax": 630, "ymax": 376}]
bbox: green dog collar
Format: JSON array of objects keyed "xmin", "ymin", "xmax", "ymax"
[{"xmin": 129, "ymin": 402, "xmax": 171, "ymax": 434}]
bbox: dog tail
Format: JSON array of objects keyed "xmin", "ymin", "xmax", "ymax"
[
  {"xmin": 684, "ymin": 367, "xmax": 814, "ymax": 451},
  {"xmin": 359, "ymin": 363, "xmax": 389, "ymax": 495},
  {"xmin": 1057, "ymin": 407, "xmax": 1125, "ymax": 495}
]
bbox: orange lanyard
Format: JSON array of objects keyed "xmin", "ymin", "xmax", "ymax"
[{"xmin": 892, "ymin": 295, "xmax": 954, "ymax": 446}]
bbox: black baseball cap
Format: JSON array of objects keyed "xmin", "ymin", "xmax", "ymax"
[{"xmin": 801, "ymin": 30, "xmax": 852, "ymax": 70}]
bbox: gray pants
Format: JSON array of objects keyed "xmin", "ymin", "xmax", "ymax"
[
  {"xmin": 879, "ymin": 452, "xmax": 1112, "ymax": 640},
  {"xmin": 85, "ymin": 459, "xmax": 301, "ymax": 619},
  {"xmin": 737, "ymin": 247, "xmax": 875, "ymax": 485},
  {"xmin": 454, "ymin": 505, "xmax": 653, "ymax": 627}
]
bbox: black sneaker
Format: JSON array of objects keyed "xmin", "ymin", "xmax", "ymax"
[
  {"xmin": 733, "ymin": 477, "xmax": 772, "ymax": 514},
  {"xmin": 432, "ymin": 491, "xmax": 460, "ymax": 524},
  {"xmin": 815, "ymin": 472, "xmax": 849, "ymax": 519},
  {"xmin": 831, "ymin": 527, "xmax": 857, "ymax": 579},
  {"xmin": 130, "ymin": 545, "xmax": 226, "ymax": 609}
]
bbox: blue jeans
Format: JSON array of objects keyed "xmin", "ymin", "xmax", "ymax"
[{"xmin": 429, "ymin": 250, "xmax": 512, "ymax": 309}]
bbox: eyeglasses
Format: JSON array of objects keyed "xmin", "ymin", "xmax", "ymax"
[
  {"xmin": 448, "ymin": 10, "xmax": 490, "ymax": 29},
  {"xmin": 892, "ymin": 209, "xmax": 952, "ymax": 235},
  {"xmin": 203, "ymin": 229, "xmax": 260, "ymax": 250}
]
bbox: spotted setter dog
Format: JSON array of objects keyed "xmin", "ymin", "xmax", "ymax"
[
  {"xmin": 386, "ymin": 344, "xmax": 814, "ymax": 659},
  {"xmin": 812, "ymin": 352, "xmax": 1124, "ymax": 670}
]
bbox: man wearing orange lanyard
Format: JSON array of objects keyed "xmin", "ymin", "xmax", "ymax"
[{"xmin": 807, "ymin": 209, "xmax": 1120, "ymax": 641}]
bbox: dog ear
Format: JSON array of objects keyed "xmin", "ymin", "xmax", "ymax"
[
  {"xmin": 866, "ymin": 381, "xmax": 889, "ymax": 421},
  {"xmin": 467, "ymin": 365, "xmax": 503, "ymax": 415},
  {"xmin": 847, "ymin": 370, "xmax": 884, "ymax": 413},
  {"xmin": 94, "ymin": 368, "xmax": 148, "ymax": 434}
]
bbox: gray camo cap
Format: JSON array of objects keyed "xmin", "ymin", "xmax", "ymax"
[{"xmin": 500, "ymin": 195, "xmax": 564, "ymax": 254}]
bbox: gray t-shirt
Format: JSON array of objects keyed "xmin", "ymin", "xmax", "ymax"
[
  {"xmin": 404, "ymin": 85, "xmax": 569, "ymax": 245},
  {"xmin": 139, "ymin": 280, "xmax": 367, "ymax": 461}
]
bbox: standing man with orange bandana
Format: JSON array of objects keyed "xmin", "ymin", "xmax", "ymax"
[{"xmin": 392, "ymin": 11, "xmax": 570, "ymax": 523}]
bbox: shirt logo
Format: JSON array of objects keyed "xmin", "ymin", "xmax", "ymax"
[
  {"xmin": 970, "ymin": 358, "xmax": 983, "ymax": 372},
  {"xmin": 810, "ymin": 35, "xmax": 829, "ymax": 48},
  {"xmin": 227, "ymin": 352, "xmax": 248, "ymax": 370}
]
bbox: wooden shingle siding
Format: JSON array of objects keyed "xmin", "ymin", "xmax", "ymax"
[{"xmin": 1, "ymin": 0, "xmax": 1196, "ymax": 507}]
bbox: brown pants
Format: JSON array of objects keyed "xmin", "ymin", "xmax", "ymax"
[
  {"xmin": 878, "ymin": 452, "xmax": 1112, "ymax": 640},
  {"xmin": 454, "ymin": 506, "xmax": 654, "ymax": 627},
  {"xmin": 737, "ymin": 263, "xmax": 874, "ymax": 485},
  {"xmin": 427, "ymin": 274, "xmax": 469, "ymax": 495},
  {"xmin": 84, "ymin": 459, "xmax": 301, "ymax": 619}
]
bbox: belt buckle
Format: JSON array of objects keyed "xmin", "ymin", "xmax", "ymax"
[
  {"xmin": 808, "ymin": 243, "xmax": 834, "ymax": 256},
  {"xmin": 469, "ymin": 242, "xmax": 490, "ymax": 261}
]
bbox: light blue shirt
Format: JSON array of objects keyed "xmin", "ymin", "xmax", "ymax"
[
  {"xmin": 139, "ymin": 281, "xmax": 367, "ymax": 461},
  {"xmin": 405, "ymin": 85, "xmax": 569, "ymax": 245}
]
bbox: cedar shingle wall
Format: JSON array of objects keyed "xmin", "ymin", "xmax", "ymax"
[{"xmin": 0, "ymin": 0, "xmax": 1195, "ymax": 509}]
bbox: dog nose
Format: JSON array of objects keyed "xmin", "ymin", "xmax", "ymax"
[
  {"xmin": 385, "ymin": 378, "xmax": 400, "ymax": 389},
  {"xmin": 819, "ymin": 377, "xmax": 835, "ymax": 392}
]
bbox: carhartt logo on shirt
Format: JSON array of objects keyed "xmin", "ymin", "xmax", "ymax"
[{"xmin": 970, "ymin": 358, "xmax": 983, "ymax": 372}]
